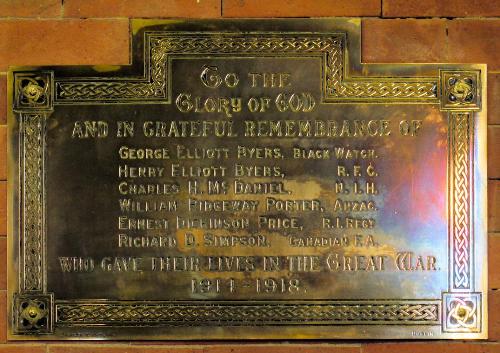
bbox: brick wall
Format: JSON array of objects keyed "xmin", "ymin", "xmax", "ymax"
[{"xmin": 0, "ymin": 0, "xmax": 498, "ymax": 352}]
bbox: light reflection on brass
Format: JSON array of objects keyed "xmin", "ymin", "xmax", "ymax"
[{"xmin": 7, "ymin": 19, "xmax": 487, "ymax": 340}]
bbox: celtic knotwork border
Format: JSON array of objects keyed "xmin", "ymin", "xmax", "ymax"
[
  {"xmin": 19, "ymin": 113, "xmax": 46, "ymax": 292},
  {"xmin": 56, "ymin": 301, "xmax": 440, "ymax": 326},
  {"xmin": 54, "ymin": 32, "xmax": 438, "ymax": 104},
  {"xmin": 448, "ymin": 112, "xmax": 474, "ymax": 291}
]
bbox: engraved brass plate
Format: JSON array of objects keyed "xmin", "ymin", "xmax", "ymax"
[{"xmin": 7, "ymin": 19, "xmax": 488, "ymax": 340}]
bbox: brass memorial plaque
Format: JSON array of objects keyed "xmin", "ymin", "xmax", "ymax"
[{"xmin": 8, "ymin": 19, "xmax": 488, "ymax": 340}]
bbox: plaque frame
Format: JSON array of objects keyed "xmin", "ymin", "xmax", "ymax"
[{"xmin": 7, "ymin": 19, "xmax": 488, "ymax": 340}]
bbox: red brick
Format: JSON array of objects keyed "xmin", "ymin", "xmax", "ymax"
[
  {"xmin": 0, "ymin": 19, "xmax": 129, "ymax": 72},
  {"xmin": 489, "ymin": 126, "xmax": 500, "ymax": 179},
  {"xmin": 362, "ymin": 19, "xmax": 448, "ymax": 63},
  {"xmin": 0, "ymin": 345, "xmax": 46, "ymax": 353},
  {"xmin": 0, "ymin": 183, "xmax": 5, "ymax": 238},
  {"xmin": 0, "ymin": 126, "xmax": 5, "ymax": 181},
  {"xmin": 383, "ymin": 0, "xmax": 500, "ymax": 18},
  {"xmin": 362, "ymin": 343, "xmax": 499, "ymax": 353},
  {"xmin": 204, "ymin": 345, "xmax": 360, "ymax": 353},
  {"xmin": 447, "ymin": 20, "xmax": 500, "ymax": 71},
  {"xmin": 0, "ymin": 291, "xmax": 5, "ymax": 343},
  {"xmin": 49, "ymin": 345, "xmax": 110, "ymax": 353},
  {"xmin": 48, "ymin": 345, "xmax": 202, "ymax": 353},
  {"xmin": 49, "ymin": 345, "xmax": 361, "ymax": 353},
  {"xmin": 488, "ymin": 73, "xmax": 500, "ymax": 125},
  {"xmin": 0, "ymin": 0, "xmax": 60, "ymax": 17},
  {"xmin": 362, "ymin": 19, "xmax": 500, "ymax": 69},
  {"xmin": 130, "ymin": 348, "xmax": 201, "ymax": 353},
  {"xmin": 491, "ymin": 289, "xmax": 500, "ymax": 341},
  {"xmin": 0, "ymin": 238, "xmax": 5, "ymax": 290},
  {"xmin": 491, "ymin": 236, "xmax": 500, "ymax": 289},
  {"xmin": 64, "ymin": 0, "xmax": 221, "ymax": 18},
  {"xmin": 489, "ymin": 181, "xmax": 500, "ymax": 234},
  {"xmin": 0, "ymin": 75, "xmax": 5, "ymax": 125},
  {"xmin": 223, "ymin": 0, "xmax": 380, "ymax": 17},
  {"xmin": 0, "ymin": 181, "xmax": 7, "ymax": 236}
]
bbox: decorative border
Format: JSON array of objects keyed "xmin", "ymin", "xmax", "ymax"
[
  {"xmin": 448, "ymin": 111, "xmax": 474, "ymax": 290},
  {"xmin": 56, "ymin": 301, "xmax": 440, "ymax": 326},
  {"xmin": 19, "ymin": 113, "xmax": 46, "ymax": 292},
  {"xmin": 439, "ymin": 69, "xmax": 480, "ymax": 333},
  {"xmin": 440, "ymin": 70, "xmax": 481, "ymax": 111},
  {"xmin": 54, "ymin": 32, "xmax": 438, "ymax": 104},
  {"xmin": 14, "ymin": 72, "xmax": 53, "ymax": 112},
  {"xmin": 13, "ymin": 293, "xmax": 53, "ymax": 334},
  {"xmin": 13, "ymin": 72, "xmax": 52, "ymax": 334},
  {"xmin": 443, "ymin": 293, "xmax": 481, "ymax": 333}
]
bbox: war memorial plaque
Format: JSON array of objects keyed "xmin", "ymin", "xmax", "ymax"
[{"xmin": 7, "ymin": 19, "xmax": 488, "ymax": 340}]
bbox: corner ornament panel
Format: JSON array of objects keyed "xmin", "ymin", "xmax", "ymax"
[{"xmin": 8, "ymin": 19, "xmax": 487, "ymax": 340}]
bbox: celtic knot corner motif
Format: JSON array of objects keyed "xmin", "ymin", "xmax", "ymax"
[
  {"xmin": 14, "ymin": 72, "xmax": 53, "ymax": 111},
  {"xmin": 14, "ymin": 294, "xmax": 53, "ymax": 334},
  {"xmin": 440, "ymin": 70, "xmax": 481, "ymax": 111},
  {"xmin": 448, "ymin": 299, "xmax": 475, "ymax": 328},
  {"xmin": 448, "ymin": 76, "xmax": 474, "ymax": 104},
  {"xmin": 443, "ymin": 293, "xmax": 481, "ymax": 332}
]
